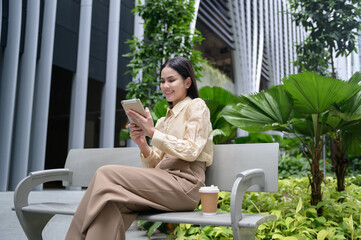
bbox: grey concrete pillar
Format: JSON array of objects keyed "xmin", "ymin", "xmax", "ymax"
[
  {"xmin": 133, "ymin": 0, "xmax": 144, "ymax": 40},
  {"xmin": 132, "ymin": 0, "xmax": 144, "ymax": 84},
  {"xmin": 269, "ymin": 0, "xmax": 276, "ymax": 84},
  {"xmin": 227, "ymin": 1, "xmax": 239, "ymax": 95},
  {"xmin": 255, "ymin": 0, "xmax": 263, "ymax": 93},
  {"xmin": 277, "ymin": 0, "xmax": 284, "ymax": 81},
  {"xmin": 190, "ymin": 0, "xmax": 200, "ymax": 35},
  {"xmin": 0, "ymin": 0, "xmax": 2, "ymax": 42},
  {"xmin": 0, "ymin": 0, "xmax": 22, "ymax": 191},
  {"xmin": 274, "ymin": 0, "xmax": 280, "ymax": 85},
  {"xmin": 246, "ymin": 0, "xmax": 251, "ymax": 92},
  {"xmin": 0, "ymin": 0, "xmax": 2, "ymax": 63},
  {"xmin": 99, "ymin": 0, "xmax": 121, "ymax": 148},
  {"xmin": 68, "ymin": 0, "xmax": 93, "ymax": 150},
  {"xmin": 9, "ymin": 0, "xmax": 40, "ymax": 190},
  {"xmin": 283, "ymin": 0, "xmax": 289, "ymax": 77},
  {"xmin": 251, "ymin": 0, "xmax": 258, "ymax": 92},
  {"xmin": 28, "ymin": 0, "xmax": 57, "ymax": 175}
]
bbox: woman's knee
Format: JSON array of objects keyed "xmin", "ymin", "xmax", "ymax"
[
  {"xmin": 93, "ymin": 165, "xmax": 118, "ymax": 182},
  {"xmin": 97, "ymin": 164, "xmax": 130, "ymax": 175},
  {"xmin": 96, "ymin": 165, "xmax": 115, "ymax": 174},
  {"xmin": 94, "ymin": 165, "xmax": 130, "ymax": 182}
]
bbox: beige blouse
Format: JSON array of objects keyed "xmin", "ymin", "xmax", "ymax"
[{"xmin": 141, "ymin": 97, "xmax": 213, "ymax": 168}]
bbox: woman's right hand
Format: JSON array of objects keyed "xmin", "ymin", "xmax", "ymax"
[
  {"xmin": 129, "ymin": 123, "xmax": 151, "ymax": 158},
  {"xmin": 129, "ymin": 123, "xmax": 147, "ymax": 146}
]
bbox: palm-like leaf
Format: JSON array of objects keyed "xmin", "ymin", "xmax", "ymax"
[
  {"xmin": 283, "ymin": 72, "xmax": 361, "ymax": 114},
  {"xmin": 343, "ymin": 125, "xmax": 361, "ymax": 155},
  {"xmin": 199, "ymin": 86, "xmax": 239, "ymax": 106},
  {"xmin": 325, "ymin": 72, "xmax": 361, "ymax": 155},
  {"xmin": 348, "ymin": 71, "xmax": 361, "ymax": 85},
  {"xmin": 199, "ymin": 86, "xmax": 239, "ymax": 144},
  {"xmin": 212, "ymin": 115, "xmax": 237, "ymax": 144},
  {"xmin": 151, "ymin": 99, "xmax": 169, "ymax": 122},
  {"xmin": 330, "ymin": 91, "xmax": 361, "ymax": 122},
  {"xmin": 199, "ymin": 86, "xmax": 240, "ymax": 125},
  {"xmin": 222, "ymin": 85, "xmax": 294, "ymax": 133}
]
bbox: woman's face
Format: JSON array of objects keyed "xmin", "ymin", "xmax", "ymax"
[{"xmin": 160, "ymin": 66, "xmax": 191, "ymax": 105}]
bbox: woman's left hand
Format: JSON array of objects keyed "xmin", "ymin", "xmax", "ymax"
[{"xmin": 127, "ymin": 108, "xmax": 155, "ymax": 138}]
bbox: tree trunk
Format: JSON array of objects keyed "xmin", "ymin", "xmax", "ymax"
[
  {"xmin": 309, "ymin": 139, "xmax": 323, "ymax": 213},
  {"xmin": 310, "ymin": 150, "xmax": 323, "ymax": 206},
  {"xmin": 328, "ymin": 49, "xmax": 348, "ymax": 192},
  {"xmin": 330, "ymin": 47, "xmax": 336, "ymax": 79},
  {"xmin": 330, "ymin": 137, "xmax": 348, "ymax": 192}
]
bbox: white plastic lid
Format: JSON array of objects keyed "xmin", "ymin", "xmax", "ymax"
[{"xmin": 199, "ymin": 185, "xmax": 219, "ymax": 193}]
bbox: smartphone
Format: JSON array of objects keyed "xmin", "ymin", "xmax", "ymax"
[{"xmin": 121, "ymin": 99, "xmax": 147, "ymax": 122}]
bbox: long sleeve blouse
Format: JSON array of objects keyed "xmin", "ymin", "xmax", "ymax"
[{"xmin": 141, "ymin": 97, "xmax": 213, "ymax": 168}]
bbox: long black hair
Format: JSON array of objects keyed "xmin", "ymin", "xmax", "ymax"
[{"xmin": 161, "ymin": 57, "xmax": 199, "ymax": 99}]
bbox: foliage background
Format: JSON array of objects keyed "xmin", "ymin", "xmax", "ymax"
[
  {"xmin": 124, "ymin": 0, "xmax": 204, "ymax": 106},
  {"xmin": 288, "ymin": 0, "xmax": 361, "ymax": 78},
  {"xmin": 172, "ymin": 176, "xmax": 361, "ymax": 240}
]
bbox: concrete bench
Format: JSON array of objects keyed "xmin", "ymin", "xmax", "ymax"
[{"xmin": 13, "ymin": 143, "xmax": 279, "ymax": 240}]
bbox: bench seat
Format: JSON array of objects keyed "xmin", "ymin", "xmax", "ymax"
[
  {"xmin": 22, "ymin": 202, "xmax": 275, "ymax": 228},
  {"xmin": 137, "ymin": 212, "xmax": 275, "ymax": 229},
  {"xmin": 21, "ymin": 202, "xmax": 79, "ymax": 215}
]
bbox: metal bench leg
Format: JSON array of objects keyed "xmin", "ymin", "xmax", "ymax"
[
  {"xmin": 17, "ymin": 212, "xmax": 54, "ymax": 240},
  {"xmin": 233, "ymin": 228, "xmax": 257, "ymax": 240}
]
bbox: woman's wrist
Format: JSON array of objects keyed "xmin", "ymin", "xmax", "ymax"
[
  {"xmin": 139, "ymin": 144, "xmax": 151, "ymax": 158},
  {"xmin": 148, "ymin": 127, "xmax": 155, "ymax": 138}
]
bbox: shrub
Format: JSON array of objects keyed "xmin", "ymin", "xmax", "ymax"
[
  {"xmin": 171, "ymin": 177, "xmax": 361, "ymax": 239},
  {"xmin": 278, "ymin": 154, "xmax": 334, "ymax": 179},
  {"xmin": 278, "ymin": 154, "xmax": 310, "ymax": 178}
]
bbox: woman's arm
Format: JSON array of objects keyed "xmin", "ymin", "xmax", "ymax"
[
  {"xmin": 151, "ymin": 99, "xmax": 212, "ymax": 162},
  {"xmin": 128, "ymin": 124, "xmax": 151, "ymax": 157},
  {"xmin": 128, "ymin": 109, "xmax": 163, "ymax": 167}
]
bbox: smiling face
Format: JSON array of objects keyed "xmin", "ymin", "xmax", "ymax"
[{"xmin": 160, "ymin": 66, "xmax": 191, "ymax": 106}]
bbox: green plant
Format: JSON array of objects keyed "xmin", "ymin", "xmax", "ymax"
[
  {"xmin": 233, "ymin": 133, "xmax": 282, "ymax": 144},
  {"xmin": 348, "ymin": 156, "xmax": 361, "ymax": 176},
  {"xmin": 222, "ymin": 72, "xmax": 361, "ymax": 206},
  {"xmin": 289, "ymin": 0, "xmax": 361, "ymax": 192},
  {"xmin": 234, "ymin": 133, "xmax": 304, "ymax": 157},
  {"xmin": 172, "ymin": 177, "xmax": 361, "ymax": 239},
  {"xmin": 326, "ymin": 72, "xmax": 361, "ymax": 191},
  {"xmin": 279, "ymin": 153, "xmax": 333, "ymax": 179},
  {"xmin": 278, "ymin": 154, "xmax": 310, "ymax": 178},
  {"xmin": 349, "ymin": 175, "xmax": 361, "ymax": 187},
  {"xmin": 124, "ymin": 0, "xmax": 204, "ymax": 107},
  {"xmin": 293, "ymin": 37, "xmax": 330, "ymax": 76},
  {"xmin": 288, "ymin": 0, "xmax": 361, "ymax": 78},
  {"xmin": 199, "ymin": 86, "xmax": 240, "ymax": 144}
]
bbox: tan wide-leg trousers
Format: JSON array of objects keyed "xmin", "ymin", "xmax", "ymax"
[{"xmin": 65, "ymin": 154, "xmax": 206, "ymax": 240}]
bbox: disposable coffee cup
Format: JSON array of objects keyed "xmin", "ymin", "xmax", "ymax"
[{"xmin": 199, "ymin": 185, "xmax": 219, "ymax": 215}]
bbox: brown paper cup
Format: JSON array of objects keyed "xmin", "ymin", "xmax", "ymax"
[{"xmin": 199, "ymin": 185, "xmax": 219, "ymax": 215}]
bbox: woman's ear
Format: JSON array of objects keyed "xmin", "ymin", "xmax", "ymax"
[{"xmin": 185, "ymin": 77, "xmax": 191, "ymax": 89}]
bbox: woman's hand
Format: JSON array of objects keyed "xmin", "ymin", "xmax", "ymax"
[
  {"xmin": 127, "ymin": 108, "xmax": 155, "ymax": 138},
  {"xmin": 129, "ymin": 123, "xmax": 146, "ymax": 146},
  {"xmin": 129, "ymin": 123, "xmax": 151, "ymax": 158}
]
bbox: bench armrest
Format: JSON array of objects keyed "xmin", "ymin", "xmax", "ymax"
[
  {"xmin": 14, "ymin": 169, "xmax": 72, "ymax": 210},
  {"xmin": 230, "ymin": 169, "xmax": 265, "ymax": 233}
]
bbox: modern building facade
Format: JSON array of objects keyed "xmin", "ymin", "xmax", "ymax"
[
  {"xmin": 0, "ymin": 0, "xmax": 357, "ymax": 191},
  {"xmin": 0, "ymin": 0, "xmax": 134, "ymax": 191}
]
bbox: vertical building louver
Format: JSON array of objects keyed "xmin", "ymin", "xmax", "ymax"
[
  {"xmin": 227, "ymin": 0, "xmax": 307, "ymax": 94},
  {"xmin": 197, "ymin": 0, "xmax": 234, "ymax": 50}
]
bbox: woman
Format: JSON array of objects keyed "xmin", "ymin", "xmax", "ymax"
[{"xmin": 66, "ymin": 57, "xmax": 213, "ymax": 240}]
